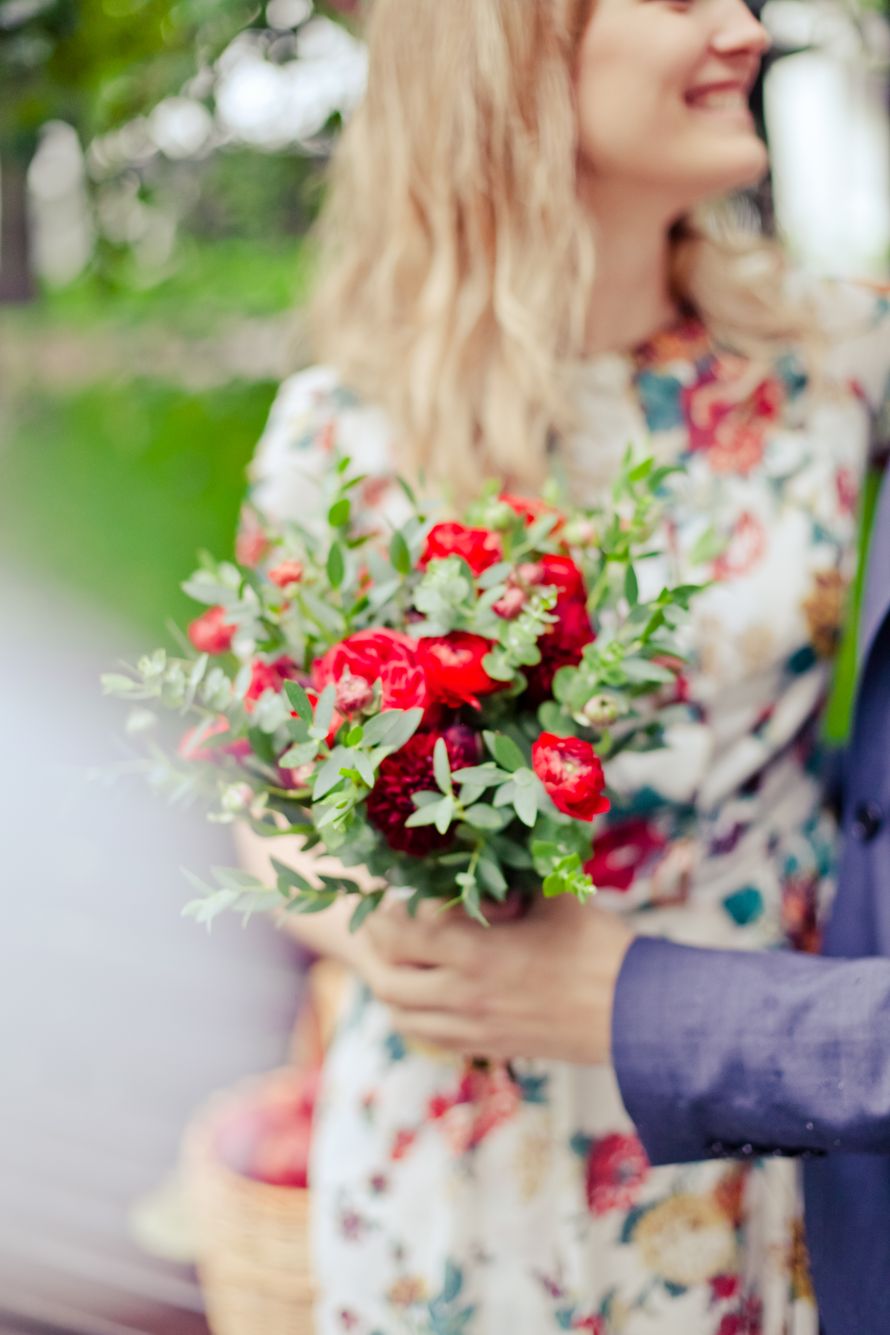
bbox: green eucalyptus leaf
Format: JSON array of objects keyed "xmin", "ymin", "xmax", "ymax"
[
  {"xmin": 311, "ymin": 684, "xmax": 338, "ymax": 740},
  {"xmin": 405, "ymin": 797, "xmax": 453, "ymax": 829},
  {"xmin": 411, "ymin": 789, "xmax": 444, "ymax": 808},
  {"xmin": 327, "ymin": 542, "xmax": 346, "ymax": 589},
  {"xmin": 363, "ymin": 708, "xmax": 424, "ymax": 750},
  {"xmin": 514, "ymin": 784, "xmax": 538, "ymax": 828},
  {"xmin": 462, "ymin": 804, "xmax": 508, "ymax": 831},
  {"xmin": 271, "ymin": 858, "xmax": 314, "ymax": 893},
  {"xmin": 433, "ymin": 737, "xmax": 453, "ymax": 794},
  {"xmin": 248, "ymin": 727, "xmax": 279, "ymax": 767},
  {"xmin": 284, "ymin": 680, "xmax": 314, "ymax": 724},
  {"xmin": 313, "ymin": 748, "xmax": 351, "ymax": 799},
  {"xmin": 477, "ymin": 855, "xmax": 508, "ymax": 896},
  {"xmin": 279, "ymin": 741, "xmax": 318, "ymax": 768},
  {"xmin": 390, "ymin": 530, "xmax": 413, "ymax": 576},
  {"xmin": 354, "ymin": 752, "xmax": 376, "ymax": 787},
  {"xmin": 434, "ymin": 794, "xmax": 456, "ymax": 835},
  {"xmin": 483, "ymin": 731, "xmax": 526, "ymax": 772},
  {"xmin": 287, "ymin": 890, "xmax": 340, "ymax": 914},
  {"xmin": 349, "ymin": 891, "xmax": 386, "ymax": 932},
  {"xmin": 459, "ymin": 878, "xmax": 488, "ymax": 925},
  {"xmin": 328, "ymin": 497, "xmax": 352, "ymax": 528}
]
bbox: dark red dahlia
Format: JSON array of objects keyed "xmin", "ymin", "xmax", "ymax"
[{"xmin": 366, "ymin": 725, "xmax": 482, "ymax": 855}]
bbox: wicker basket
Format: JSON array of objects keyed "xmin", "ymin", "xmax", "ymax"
[
  {"xmin": 183, "ymin": 1066, "xmax": 317, "ymax": 1335},
  {"xmin": 183, "ymin": 962, "xmax": 351, "ymax": 1335},
  {"xmin": 182, "ymin": 1062, "xmax": 318, "ymax": 1335}
]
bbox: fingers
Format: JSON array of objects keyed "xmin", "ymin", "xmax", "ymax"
[
  {"xmin": 366, "ymin": 896, "xmax": 484, "ymax": 970},
  {"xmin": 368, "ymin": 961, "xmax": 466, "ymax": 1013},
  {"xmin": 384, "ymin": 1005, "xmax": 495, "ymax": 1057}
]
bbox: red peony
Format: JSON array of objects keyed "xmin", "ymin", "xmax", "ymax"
[
  {"xmin": 245, "ymin": 656, "xmax": 302, "ymax": 710},
  {"xmin": 188, "ymin": 605, "xmax": 236, "ymax": 655},
  {"xmin": 378, "ymin": 658, "xmax": 431, "ymax": 714},
  {"xmin": 524, "ymin": 599, "xmax": 596, "ymax": 703},
  {"xmin": 514, "ymin": 555, "xmax": 595, "ymax": 703},
  {"xmin": 419, "ymin": 522, "xmax": 503, "ymax": 577},
  {"xmin": 521, "ymin": 554, "xmax": 587, "ymax": 605},
  {"xmin": 585, "ymin": 1132, "xmax": 650, "ymax": 1215},
  {"xmin": 268, "ymin": 559, "xmax": 305, "ymax": 588},
  {"xmin": 583, "ymin": 819, "xmax": 668, "ymax": 893},
  {"xmin": 367, "ymin": 725, "xmax": 482, "ymax": 855},
  {"xmin": 418, "ymin": 633, "xmax": 502, "ymax": 710},
  {"xmin": 532, "ymin": 732, "xmax": 610, "ymax": 822}
]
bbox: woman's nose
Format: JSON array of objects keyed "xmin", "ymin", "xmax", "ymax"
[{"xmin": 711, "ymin": 0, "xmax": 772, "ymax": 58}]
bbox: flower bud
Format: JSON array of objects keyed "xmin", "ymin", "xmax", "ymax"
[{"xmin": 581, "ymin": 694, "xmax": 620, "ymax": 728}]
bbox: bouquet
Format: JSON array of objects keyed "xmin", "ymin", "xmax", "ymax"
[{"xmin": 104, "ymin": 451, "xmax": 709, "ymax": 929}]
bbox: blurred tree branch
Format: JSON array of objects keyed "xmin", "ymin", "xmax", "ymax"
[{"xmin": 0, "ymin": 0, "xmax": 257, "ymax": 301}]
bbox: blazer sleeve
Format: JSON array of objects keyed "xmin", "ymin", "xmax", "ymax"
[{"xmin": 612, "ymin": 935, "xmax": 890, "ymax": 1164}]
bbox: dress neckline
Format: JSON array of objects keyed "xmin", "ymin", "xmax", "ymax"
[{"xmin": 574, "ymin": 308, "xmax": 713, "ymax": 394}]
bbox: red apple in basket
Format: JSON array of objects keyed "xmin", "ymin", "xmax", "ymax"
[{"xmin": 213, "ymin": 1071, "xmax": 319, "ymax": 1188}]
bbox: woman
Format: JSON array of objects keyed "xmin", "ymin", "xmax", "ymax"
[{"xmin": 237, "ymin": 1, "xmax": 890, "ymax": 1330}]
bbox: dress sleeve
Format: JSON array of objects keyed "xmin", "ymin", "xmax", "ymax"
[{"xmin": 243, "ymin": 364, "xmax": 411, "ymax": 534}]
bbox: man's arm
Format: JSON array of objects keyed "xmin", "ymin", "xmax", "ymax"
[{"xmin": 613, "ymin": 937, "xmax": 890, "ymax": 1164}]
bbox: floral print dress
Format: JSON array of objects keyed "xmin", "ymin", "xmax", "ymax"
[{"xmin": 246, "ymin": 282, "xmax": 890, "ymax": 1335}]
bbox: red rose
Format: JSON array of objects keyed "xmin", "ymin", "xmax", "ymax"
[
  {"xmin": 245, "ymin": 656, "xmax": 302, "ymax": 710},
  {"xmin": 188, "ymin": 605, "xmax": 236, "ymax": 655},
  {"xmin": 532, "ymin": 732, "xmax": 610, "ymax": 822},
  {"xmin": 585, "ymin": 1132, "xmax": 649, "ymax": 1215},
  {"xmin": 419, "ymin": 522, "xmax": 503, "ymax": 577},
  {"xmin": 583, "ymin": 819, "xmax": 668, "ymax": 893},
  {"xmin": 268, "ymin": 560, "xmax": 304, "ymax": 588},
  {"xmin": 418, "ymin": 633, "xmax": 502, "ymax": 710},
  {"xmin": 367, "ymin": 725, "xmax": 481, "ymax": 855}
]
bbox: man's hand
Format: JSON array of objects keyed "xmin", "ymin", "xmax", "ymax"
[{"xmin": 361, "ymin": 894, "xmax": 635, "ymax": 1066}]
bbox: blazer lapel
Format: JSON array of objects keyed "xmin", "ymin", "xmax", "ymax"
[{"xmin": 859, "ymin": 472, "xmax": 890, "ymax": 672}]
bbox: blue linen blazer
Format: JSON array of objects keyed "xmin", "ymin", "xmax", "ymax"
[{"xmin": 612, "ymin": 471, "xmax": 890, "ymax": 1335}]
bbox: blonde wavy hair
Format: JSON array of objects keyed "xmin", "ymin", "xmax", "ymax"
[{"xmin": 309, "ymin": 0, "xmax": 810, "ymax": 502}]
